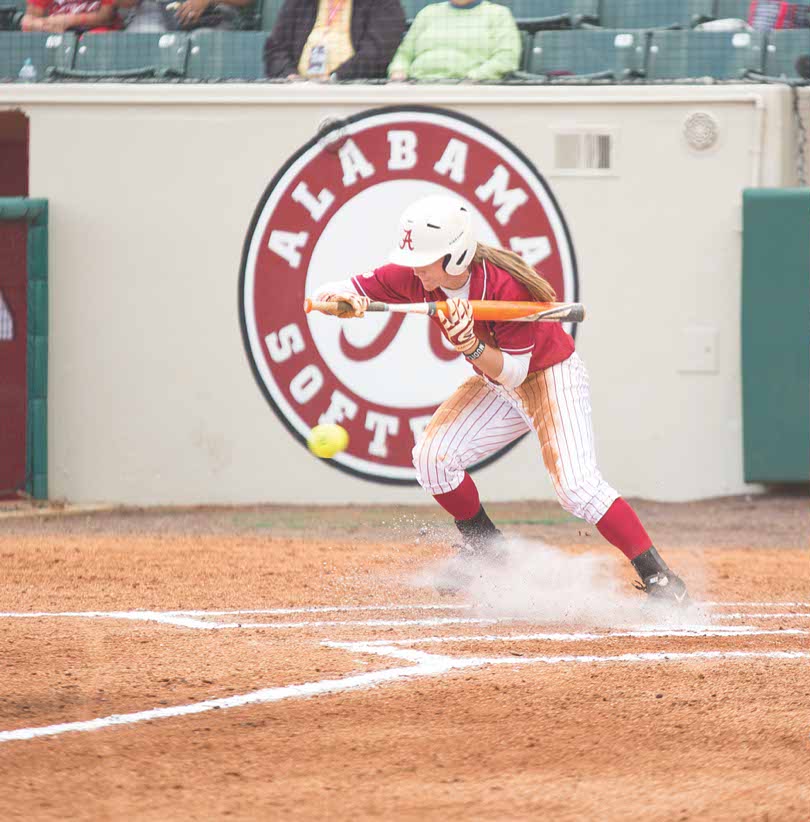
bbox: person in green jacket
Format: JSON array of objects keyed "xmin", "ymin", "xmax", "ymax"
[{"xmin": 388, "ymin": 0, "xmax": 521, "ymax": 82}]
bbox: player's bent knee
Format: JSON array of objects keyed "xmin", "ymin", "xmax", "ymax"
[
  {"xmin": 412, "ymin": 436, "xmax": 459, "ymax": 494},
  {"xmin": 412, "ymin": 438, "xmax": 437, "ymax": 490},
  {"xmin": 554, "ymin": 477, "xmax": 617, "ymax": 524},
  {"xmin": 556, "ymin": 489, "xmax": 583, "ymax": 518}
]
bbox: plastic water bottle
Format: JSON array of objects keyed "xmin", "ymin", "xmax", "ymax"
[{"xmin": 18, "ymin": 58, "xmax": 37, "ymax": 83}]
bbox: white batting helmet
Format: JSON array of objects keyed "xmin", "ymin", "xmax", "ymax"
[{"xmin": 388, "ymin": 195, "xmax": 477, "ymax": 276}]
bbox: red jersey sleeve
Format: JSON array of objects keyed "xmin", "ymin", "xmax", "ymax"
[{"xmin": 351, "ymin": 264, "xmax": 426, "ymax": 304}]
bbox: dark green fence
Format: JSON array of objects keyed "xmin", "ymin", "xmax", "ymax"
[
  {"xmin": 0, "ymin": 198, "xmax": 48, "ymax": 500},
  {"xmin": 741, "ymin": 188, "xmax": 810, "ymax": 483}
]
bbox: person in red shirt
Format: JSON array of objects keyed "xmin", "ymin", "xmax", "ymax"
[
  {"xmin": 21, "ymin": 0, "xmax": 118, "ymax": 32},
  {"xmin": 315, "ymin": 195, "xmax": 689, "ymax": 605}
]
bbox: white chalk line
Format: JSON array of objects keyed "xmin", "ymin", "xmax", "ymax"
[
  {"xmin": 0, "ymin": 604, "xmax": 472, "ymax": 620},
  {"xmin": 0, "ymin": 600, "xmax": 806, "ymax": 622},
  {"xmin": 703, "ymin": 602, "xmax": 810, "ymax": 608},
  {"xmin": 352, "ymin": 627, "xmax": 809, "ymax": 647},
  {"xmin": 1, "ymin": 643, "xmax": 807, "ymax": 744},
  {"xmin": 164, "ymin": 604, "xmax": 472, "ymax": 616},
  {"xmin": 0, "ymin": 602, "xmax": 808, "ymax": 632},
  {"xmin": 0, "ymin": 611, "xmax": 513, "ymax": 630},
  {"xmin": 1, "ymin": 601, "xmax": 806, "ymax": 745},
  {"xmin": 0, "ymin": 611, "xmax": 227, "ymax": 630},
  {"xmin": 0, "ymin": 664, "xmax": 429, "ymax": 743},
  {"xmin": 712, "ymin": 613, "xmax": 810, "ymax": 620},
  {"xmin": 151, "ymin": 602, "xmax": 810, "ymax": 613},
  {"xmin": 326, "ymin": 641, "xmax": 810, "ymax": 668},
  {"xmin": 208, "ymin": 617, "xmax": 510, "ymax": 630}
]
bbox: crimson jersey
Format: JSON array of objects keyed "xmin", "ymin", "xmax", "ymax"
[
  {"xmin": 29, "ymin": 0, "xmax": 117, "ymax": 19},
  {"xmin": 351, "ymin": 260, "xmax": 574, "ymax": 375}
]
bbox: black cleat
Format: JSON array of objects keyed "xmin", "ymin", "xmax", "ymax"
[
  {"xmin": 635, "ymin": 571, "xmax": 691, "ymax": 606},
  {"xmin": 454, "ymin": 505, "xmax": 504, "ymax": 556},
  {"xmin": 631, "ymin": 546, "xmax": 691, "ymax": 607},
  {"xmin": 434, "ymin": 506, "xmax": 506, "ymax": 594}
]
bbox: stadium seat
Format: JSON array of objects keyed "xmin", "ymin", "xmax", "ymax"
[
  {"xmin": 518, "ymin": 29, "xmax": 530, "ymax": 70},
  {"xmin": 500, "ymin": 0, "xmax": 599, "ymax": 32},
  {"xmin": 260, "ymin": 0, "xmax": 285, "ymax": 31},
  {"xmin": 403, "ymin": 2, "xmax": 599, "ymax": 32},
  {"xmin": 0, "ymin": 0, "xmax": 24, "ymax": 31},
  {"xmin": 597, "ymin": 0, "xmax": 714, "ymax": 29},
  {"xmin": 713, "ymin": 0, "xmax": 752, "ymax": 20},
  {"xmin": 762, "ymin": 29, "xmax": 810, "ymax": 80},
  {"xmin": 56, "ymin": 32, "xmax": 188, "ymax": 79},
  {"xmin": 647, "ymin": 30, "xmax": 765, "ymax": 79},
  {"xmin": 187, "ymin": 31, "xmax": 267, "ymax": 80},
  {"xmin": 521, "ymin": 29, "xmax": 645, "ymax": 79},
  {"xmin": 0, "ymin": 32, "xmax": 75, "ymax": 80}
]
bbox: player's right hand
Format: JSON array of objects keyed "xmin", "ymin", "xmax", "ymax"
[
  {"xmin": 319, "ymin": 292, "xmax": 370, "ymax": 319},
  {"xmin": 437, "ymin": 298, "xmax": 479, "ymax": 356}
]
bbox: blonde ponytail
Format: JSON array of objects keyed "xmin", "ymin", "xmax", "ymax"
[{"xmin": 472, "ymin": 243, "xmax": 557, "ymax": 302}]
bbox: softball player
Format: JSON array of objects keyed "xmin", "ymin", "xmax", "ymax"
[{"xmin": 316, "ymin": 195, "xmax": 689, "ymax": 604}]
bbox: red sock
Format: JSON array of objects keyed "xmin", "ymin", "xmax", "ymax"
[
  {"xmin": 433, "ymin": 473, "xmax": 481, "ymax": 521},
  {"xmin": 596, "ymin": 498, "xmax": 653, "ymax": 561}
]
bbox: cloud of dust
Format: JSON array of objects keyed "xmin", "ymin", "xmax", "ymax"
[{"xmin": 411, "ymin": 537, "xmax": 709, "ymax": 629}]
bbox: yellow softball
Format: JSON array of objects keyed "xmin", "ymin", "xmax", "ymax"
[{"xmin": 307, "ymin": 423, "xmax": 349, "ymax": 459}]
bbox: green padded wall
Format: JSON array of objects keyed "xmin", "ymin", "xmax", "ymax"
[
  {"xmin": 742, "ymin": 188, "xmax": 810, "ymax": 483},
  {"xmin": 0, "ymin": 198, "xmax": 48, "ymax": 499}
]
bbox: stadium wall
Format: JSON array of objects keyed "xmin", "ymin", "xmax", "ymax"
[{"xmin": 0, "ymin": 84, "xmax": 798, "ymax": 505}]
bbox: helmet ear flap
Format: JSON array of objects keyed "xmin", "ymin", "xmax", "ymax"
[{"xmin": 443, "ymin": 232, "xmax": 475, "ymax": 277}]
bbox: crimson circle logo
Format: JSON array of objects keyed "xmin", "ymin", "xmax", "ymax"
[{"xmin": 239, "ymin": 106, "xmax": 578, "ymax": 484}]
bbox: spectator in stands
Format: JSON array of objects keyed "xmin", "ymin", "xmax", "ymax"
[
  {"xmin": 120, "ymin": 0, "xmax": 251, "ymax": 32},
  {"xmin": 264, "ymin": 0, "xmax": 405, "ymax": 81},
  {"xmin": 388, "ymin": 0, "xmax": 521, "ymax": 82},
  {"xmin": 21, "ymin": 0, "xmax": 118, "ymax": 31}
]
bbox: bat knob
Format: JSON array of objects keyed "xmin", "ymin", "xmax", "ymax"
[{"xmin": 303, "ymin": 299, "xmax": 312, "ymax": 314}]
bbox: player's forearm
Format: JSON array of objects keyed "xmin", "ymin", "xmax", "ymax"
[
  {"xmin": 473, "ymin": 347, "xmax": 529, "ymax": 388},
  {"xmin": 472, "ymin": 344, "xmax": 504, "ymax": 382},
  {"xmin": 62, "ymin": 6, "xmax": 112, "ymax": 27}
]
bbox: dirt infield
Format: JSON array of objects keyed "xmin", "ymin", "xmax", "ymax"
[{"xmin": 0, "ymin": 495, "xmax": 808, "ymax": 821}]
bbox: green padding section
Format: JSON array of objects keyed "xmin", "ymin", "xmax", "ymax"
[
  {"xmin": 0, "ymin": 197, "xmax": 48, "ymax": 500},
  {"xmin": 28, "ymin": 278, "xmax": 47, "ymax": 336},
  {"xmin": 742, "ymin": 188, "xmax": 810, "ymax": 483},
  {"xmin": 28, "ymin": 334, "xmax": 48, "ymax": 401},
  {"xmin": 29, "ymin": 397, "xmax": 47, "ymax": 480},
  {"xmin": 0, "ymin": 198, "xmax": 47, "ymax": 222}
]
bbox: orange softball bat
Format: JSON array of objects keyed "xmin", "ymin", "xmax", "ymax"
[{"xmin": 303, "ymin": 298, "xmax": 585, "ymax": 323}]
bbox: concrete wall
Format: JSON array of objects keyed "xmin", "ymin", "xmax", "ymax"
[{"xmin": 0, "ymin": 83, "xmax": 794, "ymax": 505}]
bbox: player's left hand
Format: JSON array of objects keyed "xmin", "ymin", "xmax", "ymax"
[
  {"xmin": 319, "ymin": 291, "xmax": 370, "ymax": 319},
  {"xmin": 437, "ymin": 298, "xmax": 479, "ymax": 356}
]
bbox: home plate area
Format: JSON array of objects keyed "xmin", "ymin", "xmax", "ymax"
[{"xmin": 1, "ymin": 601, "xmax": 807, "ymax": 744}]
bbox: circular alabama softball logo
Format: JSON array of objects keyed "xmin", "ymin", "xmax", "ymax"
[{"xmin": 240, "ymin": 106, "xmax": 578, "ymax": 484}]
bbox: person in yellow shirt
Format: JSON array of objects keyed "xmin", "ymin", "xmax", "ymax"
[{"xmin": 264, "ymin": 0, "xmax": 405, "ymax": 81}]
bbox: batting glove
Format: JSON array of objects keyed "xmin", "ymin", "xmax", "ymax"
[
  {"xmin": 319, "ymin": 292, "xmax": 370, "ymax": 319},
  {"xmin": 437, "ymin": 298, "xmax": 480, "ymax": 356}
]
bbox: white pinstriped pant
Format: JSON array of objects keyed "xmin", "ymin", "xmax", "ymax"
[{"xmin": 413, "ymin": 352, "xmax": 619, "ymax": 524}]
